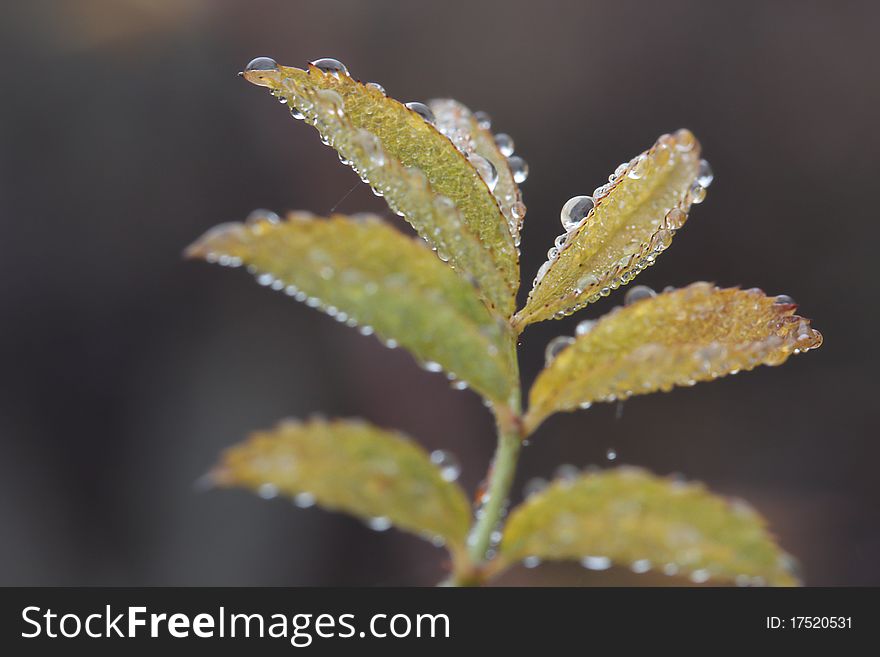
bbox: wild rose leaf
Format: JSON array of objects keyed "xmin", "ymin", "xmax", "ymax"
[
  {"xmin": 525, "ymin": 283, "xmax": 822, "ymax": 433},
  {"xmin": 243, "ymin": 60, "xmax": 518, "ymax": 316},
  {"xmin": 187, "ymin": 213, "xmax": 517, "ymax": 404},
  {"xmin": 210, "ymin": 418, "xmax": 472, "ymax": 553},
  {"xmin": 496, "ymin": 467, "xmax": 799, "ymax": 586},
  {"xmin": 428, "ymin": 99, "xmax": 527, "ymax": 246},
  {"xmin": 514, "ymin": 130, "xmax": 706, "ymax": 329}
]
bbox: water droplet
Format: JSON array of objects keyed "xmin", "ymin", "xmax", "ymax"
[
  {"xmin": 494, "ymin": 133, "xmax": 515, "ymax": 156},
  {"xmin": 593, "ymin": 184, "xmax": 611, "ymax": 199},
  {"xmin": 367, "ymin": 516, "xmax": 392, "ymax": 531},
  {"xmin": 469, "ymin": 154, "xmax": 499, "ymax": 191},
  {"xmin": 631, "ymin": 559, "xmax": 652, "ymax": 573},
  {"xmin": 560, "ymin": 195, "xmax": 594, "ymax": 231},
  {"xmin": 575, "ymin": 319, "xmax": 597, "ymax": 336},
  {"xmin": 628, "ymin": 154, "xmax": 649, "ymax": 179},
  {"xmin": 310, "ymin": 57, "xmax": 349, "ymax": 77},
  {"xmin": 523, "ymin": 477, "xmax": 548, "ymax": 498},
  {"xmin": 581, "ymin": 555, "xmax": 612, "ymax": 570},
  {"xmin": 507, "ymin": 155, "xmax": 529, "ymax": 183},
  {"xmin": 246, "ymin": 208, "xmax": 281, "ymax": 224},
  {"xmin": 290, "ymin": 107, "xmax": 305, "ymax": 120},
  {"xmin": 256, "ymin": 273, "xmax": 274, "ymax": 287},
  {"xmin": 293, "ymin": 492, "xmax": 316, "ymax": 508},
  {"xmin": 605, "ymin": 448, "xmax": 617, "ymax": 461},
  {"xmin": 674, "ymin": 128, "xmax": 697, "ymax": 151},
  {"xmin": 405, "ymin": 102, "xmax": 435, "ymax": 125},
  {"xmin": 687, "ymin": 183, "xmax": 707, "ymax": 204},
  {"xmin": 696, "ymin": 159, "xmax": 713, "ymax": 187},
  {"xmin": 384, "ymin": 338, "xmax": 398, "ymax": 349},
  {"xmin": 624, "ymin": 285, "xmax": 656, "ymax": 305},
  {"xmin": 245, "ymin": 57, "xmax": 278, "ymax": 72},
  {"xmin": 474, "ymin": 110, "xmax": 492, "ymax": 129},
  {"xmin": 664, "ymin": 207, "xmax": 687, "ymax": 229},
  {"xmin": 423, "ymin": 361, "xmax": 443, "ymax": 373},
  {"xmin": 523, "ymin": 556, "xmax": 541, "ymax": 569},
  {"xmin": 689, "ymin": 569, "xmax": 710, "ymax": 583},
  {"xmin": 545, "ymin": 336, "xmax": 575, "ymax": 365},
  {"xmin": 258, "ymin": 483, "xmax": 279, "ymax": 499},
  {"xmin": 430, "ymin": 450, "xmax": 461, "ymax": 482},
  {"xmin": 554, "ymin": 464, "xmax": 580, "ymax": 482},
  {"xmin": 366, "ymin": 81, "xmax": 385, "ymax": 94},
  {"xmin": 774, "ymin": 294, "xmax": 796, "ymax": 305},
  {"xmin": 511, "ymin": 202, "xmax": 527, "ymax": 220}
]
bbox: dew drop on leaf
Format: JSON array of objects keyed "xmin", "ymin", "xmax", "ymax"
[
  {"xmin": 494, "ymin": 133, "xmax": 515, "ymax": 157},
  {"xmin": 560, "ymin": 195, "xmax": 594, "ymax": 231},
  {"xmin": 404, "ymin": 102, "xmax": 435, "ymax": 125},
  {"xmin": 696, "ymin": 159, "xmax": 714, "ymax": 188},
  {"xmin": 507, "ymin": 155, "xmax": 529, "ymax": 183},
  {"xmin": 310, "ymin": 57, "xmax": 349, "ymax": 77},
  {"xmin": 581, "ymin": 555, "xmax": 612, "ymax": 571},
  {"xmin": 367, "ymin": 516, "xmax": 392, "ymax": 531},
  {"xmin": 575, "ymin": 319, "xmax": 597, "ymax": 336},
  {"xmin": 623, "ymin": 285, "xmax": 657, "ymax": 305},
  {"xmin": 430, "ymin": 450, "xmax": 462, "ymax": 482},
  {"xmin": 245, "ymin": 56, "xmax": 278, "ymax": 72},
  {"xmin": 544, "ymin": 336, "xmax": 575, "ymax": 365}
]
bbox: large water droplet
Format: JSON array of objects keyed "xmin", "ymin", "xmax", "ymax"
[
  {"xmin": 507, "ymin": 155, "xmax": 529, "ymax": 183},
  {"xmin": 469, "ymin": 154, "xmax": 499, "ymax": 191},
  {"xmin": 494, "ymin": 133, "xmax": 515, "ymax": 156},
  {"xmin": 245, "ymin": 57, "xmax": 278, "ymax": 72},
  {"xmin": 774, "ymin": 294, "xmax": 796, "ymax": 305},
  {"xmin": 545, "ymin": 336, "xmax": 575, "ymax": 365},
  {"xmin": 405, "ymin": 102, "xmax": 435, "ymax": 125},
  {"xmin": 624, "ymin": 285, "xmax": 656, "ymax": 305},
  {"xmin": 605, "ymin": 448, "xmax": 617, "ymax": 461},
  {"xmin": 696, "ymin": 159, "xmax": 713, "ymax": 187},
  {"xmin": 687, "ymin": 183, "xmax": 707, "ymax": 204},
  {"xmin": 523, "ymin": 556, "xmax": 541, "ymax": 569},
  {"xmin": 366, "ymin": 81, "xmax": 386, "ymax": 94},
  {"xmin": 575, "ymin": 319, "xmax": 597, "ymax": 336},
  {"xmin": 430, "ymin": 450, "xmax": 461, "ymax": 482},
  {"xmin": 310, "ymin": 57, "xmax": 349, "ymax": 77},
  {"xmin": 560, "ymin": 195, "xmax": 594, "ymax": 231}
]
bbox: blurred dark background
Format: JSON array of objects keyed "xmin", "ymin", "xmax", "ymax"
[{"xmin": 1, "ymin": 0, "xmax": 877, "ymax": 586}]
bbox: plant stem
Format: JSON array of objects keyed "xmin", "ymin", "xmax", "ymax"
[
  {"xmin": 466, "ymin": 413, "xmax": 522, "ymax": 566},
  {"xmin": 458, "ymin": 327, "xmax": 524, "ymax": 583}
]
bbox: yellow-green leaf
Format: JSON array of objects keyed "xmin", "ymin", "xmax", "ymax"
[
  {"xmin": 428, "ymin": 99, "xmax": 526, "ymax": 246},
  {"xmin": 211, "ymin": 418, "xmax": 471, "ymax": 553},
  {"xmin": 514, "ymin": 130, "xmax": 705, "ymax": 330},
  {"xmin": 525, "ymin": 283, "xmax": 822, "ymax": 433},
  {"xmin": 187, "ymin": 213, "xmax": 516, "ymax": 404},
  {"xmin": 496, "ymin": 467, "xmax": 798, "ymax": 586},
  {"xmin": 243, "ymin": 62, "xmax": 518, "ymax": 316}
]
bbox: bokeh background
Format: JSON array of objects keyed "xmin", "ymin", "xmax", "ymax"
[{"xmin": 1, "ymin": 0, "xmax": 877, "ymax": 586}]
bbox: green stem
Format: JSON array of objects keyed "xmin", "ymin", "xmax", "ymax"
[
  {"xmin": 466, "ymin": 415, "xmax": 522, "ymax": 566},
  {"xmin": 456, "ymin": 327, "xmax": 523, "ymax": 582}
]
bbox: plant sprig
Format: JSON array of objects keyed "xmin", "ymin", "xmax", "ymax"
[{"xmin": 189, "ymin": 56, "xmax": 822, "ymax": 586}]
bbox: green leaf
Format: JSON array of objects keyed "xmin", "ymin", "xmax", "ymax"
[
  {"xmin": 496, "ymin": 467, "xmax": 798, "ymax": 586},
  {"xmin": 427, "ymin": 99, "xmax": 526, "ymax": 246},
  {"xmin": 525, "ymin": 283, "xmax": 822, "ymax": 433},
  {"xmin": 243, "ymin": 62, "xmax": 518, "ymax": 316},
  {"xmin": 187, "ymin": 212, "xmax": 517, "ymax": 404},
  {"xmin": 211, "ymin": 418, "xmax": 472, "ymax": 553},
  {"xmin": 514, "ymin": 130, "xmax": 704, "ymax": 330}
]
